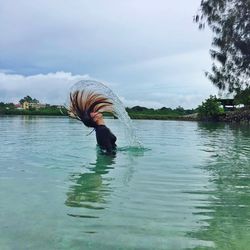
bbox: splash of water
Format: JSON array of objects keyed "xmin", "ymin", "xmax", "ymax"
[{"xmin": 67, "ymin": 80, "xmax": 142, "ymax": 148}]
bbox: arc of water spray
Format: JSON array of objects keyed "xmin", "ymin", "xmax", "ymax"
[{"xmin": 66, "ymin": 80, "xmax": 142, "ymax": 148}]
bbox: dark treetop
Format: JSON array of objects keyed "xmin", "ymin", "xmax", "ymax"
[{"xmin": 195, "ymin": 0, "xmax": 250, "ymax": 94}]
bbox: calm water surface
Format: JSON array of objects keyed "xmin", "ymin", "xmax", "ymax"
[{"xmin": 0, "ymin": 116, "xmax": 249, "ymax": 250}]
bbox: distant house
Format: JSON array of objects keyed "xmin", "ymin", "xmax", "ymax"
[
  {"xmin": 22, "ymin": 101, "xmax": 47, "ymax": 110},
  {"xmin": 53, "ymin": 105, "xmax": 65, "ymax": 109},
  {"xmin": 22, "ymin": 101, "xmax": 29, "ymax": 110},
  {"xmin": 218, "ymin": 98, "xmax": 235, "ymax": 111},
  {"xmin": 29, "ymin": 103, "xmax": 47, "ymax": 109}
]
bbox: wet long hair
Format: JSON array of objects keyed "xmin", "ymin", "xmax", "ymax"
[{"xmin": 67, "ymin": 90, "xmax": 114, "ymax": 128}]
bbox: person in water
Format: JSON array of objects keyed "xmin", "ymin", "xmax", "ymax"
[{"xmin": 67, "ymin": 90, "xmax": 117, "ymax": 154}]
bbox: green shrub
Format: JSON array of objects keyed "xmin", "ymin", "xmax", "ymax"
[
  {"xmin": 198, "ymin": 95, "xmax": 224, "ymax": 121},
  {"xmin": 234, "ymin": 88, "xmax": 250, "ymax": 108}
]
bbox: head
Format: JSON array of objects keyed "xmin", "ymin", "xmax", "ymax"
[
  {"xmin": 90, "ymin": 112, "xmax": 106, "ymax": 126},
  {"xmin": 68, "ymin": 90, "xmax": 113, "ymax": 128}
]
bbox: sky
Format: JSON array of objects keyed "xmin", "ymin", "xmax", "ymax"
[{"xmin": 0, "ymin": 0, "xmax": 218, "ymax": 108}]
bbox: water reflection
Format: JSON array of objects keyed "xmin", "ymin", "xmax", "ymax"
[
  {"xmin": 187, "ymin": 122, "xmax": 250, "ymax": 249},
  {"xmin": 65, "ymin": 151, "xmax": 116, "ymax": 211}
]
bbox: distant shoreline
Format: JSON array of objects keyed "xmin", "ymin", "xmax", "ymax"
[
  {"xmin": 1, "ymin": 109, "xmax": 249, "ymax": 123},
  {"xmin": 0, "ymin": 109, "xmax": 198, "ymax": 121},
  {"xmin": 0, "ymin": 113, "xmax": 196, "ymax": 121}
]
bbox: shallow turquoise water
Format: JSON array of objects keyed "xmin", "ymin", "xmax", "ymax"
[{"xmin": 0, "ymin": 116, "xmax": 249, "ymax": 250}]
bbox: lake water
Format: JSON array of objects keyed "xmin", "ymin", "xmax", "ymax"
[{"xmin": 0, "ymin": 116, "xmax": 249, "ymax": 250}]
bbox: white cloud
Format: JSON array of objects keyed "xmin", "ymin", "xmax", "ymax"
[
  {"xmin": 0, "ymin": 71, "xmax": 89, "ymax": 104},
  {"xmin": 0, "ymin": 70, "xmax": 218, "ymax": 108}
]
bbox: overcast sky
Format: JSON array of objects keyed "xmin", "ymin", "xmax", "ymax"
[{"xmin": 0, "ymin": 0, "xmax": 217, "ymax": 108}]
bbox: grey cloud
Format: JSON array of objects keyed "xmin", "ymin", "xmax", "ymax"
[{"xmin": 0, "ymin": 0, "xmax": 211, "ymax": 73}]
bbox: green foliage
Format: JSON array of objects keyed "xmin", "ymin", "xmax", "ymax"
[
  {"xmin": 0, "ymin": 102, "xmax": 15, "ymax": 111},
  {"xmin": 19, "ymin": 95, "xmax": 39, "ymax": 104},
  {"xmin": 234, "ymin": 87, "xmax": 250, "ymax": 107},
  {"xmin": 126, "ymin": 106, "xmax": 196, "ymax": 119},
  {"xmin": 1, "ymin": 108, "xmax": 66, "ymax": 116},
  {"xmin": 195, "ymin": 0, "xmax": 250, "ymax": 94},
  {"xmin": 0, "ymin": 101, "xmax": 197, "ymax": 120},
  {"xmin": 198, "ymin": 95, "xmax": 224, "ymax": 121},
  {"xmin": 0, "ymin": 101, "xmax": 67, "ymax": 116}
]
